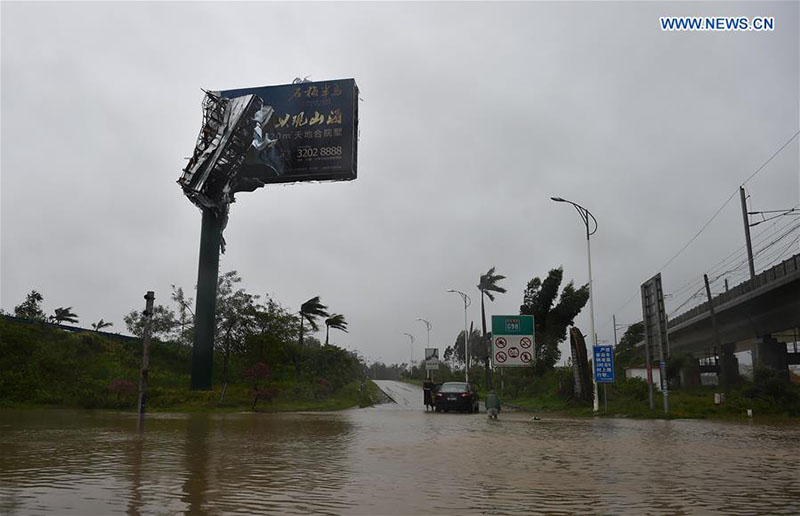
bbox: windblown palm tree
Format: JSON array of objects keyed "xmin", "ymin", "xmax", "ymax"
[
  {"xmin": 299, "ymin": 296, "xmax": 329, "ymax": 347},
  {"xmin": 91, "ymin": 319, "xmax": 113, "ymax": 331},
  {"xmin": 51, "ymin": 306, "xmax": 79, "ymax": 325},
  {"xmin": 478, "ymin": 266, "xmax": 507, "ymax": 389},
  {"xmin": 324, "ymin": 314, "xmax": 348, "ymax": 346}
]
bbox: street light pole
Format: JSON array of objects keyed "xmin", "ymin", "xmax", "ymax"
[
  {"xmin": 403, "ymin": 332, "xmax": 415, "ymax": 371},
  {"xmin": 416, "ymin": 318, "xmax": 432, "ymax": 350},
  {"xmin": 447, "ymin": 289, "xmax": 471, "ymax": 383},
  {"xmin": 551, "ymin": 196, "xmax": 599, "ymax": 413},
  {"xmin": 417, "ymin": 318, "xmax": 432, "ymax": 380}
]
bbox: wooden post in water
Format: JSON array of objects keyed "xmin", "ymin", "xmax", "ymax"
[{"xmin": 138, "ymin": 291, "xmax": 155, "ymax": 420}]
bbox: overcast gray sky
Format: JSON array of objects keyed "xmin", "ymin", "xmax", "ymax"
[{"xmin": 2, "ymin": 1, "xmax": 798, "ymax": 366}]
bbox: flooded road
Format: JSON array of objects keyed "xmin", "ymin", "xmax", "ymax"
[{"xmin": 1, "ymin": 387, "xmax": 799, "ymax": 515}]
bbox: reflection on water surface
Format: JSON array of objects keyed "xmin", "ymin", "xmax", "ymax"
[{"xmin": 1, "ymin": 408, "xmax": 798, "ymax": 514}]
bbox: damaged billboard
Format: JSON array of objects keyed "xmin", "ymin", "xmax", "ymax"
[
  {"xmin": 221, "ymin": 78, "xmax": 358, "ymax": 185},
  {"xmin": 179, "ymin": 78, "xmax": 358, "ymax": 213}
]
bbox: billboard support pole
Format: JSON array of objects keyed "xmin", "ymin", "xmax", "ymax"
[{"xmin": 191, "ymin": 208, "xmax": 222, "ymax": 390}]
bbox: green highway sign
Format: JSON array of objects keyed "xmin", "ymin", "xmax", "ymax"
[{"xmin": 491, "ymin": 315, "xmax": 535, "ymax": 367}]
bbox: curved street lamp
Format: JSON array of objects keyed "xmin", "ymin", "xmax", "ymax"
[
  {"xmin": 551, "ymin": 196, "xmax": 599, "ymax": 413},
  {"xmin": 447, "ymin": 289, "xmax": 471, "ymax": 383},
  {"xmin": 416, "ymin": 318, "xmax": 432, "ymax": 350},
  {"xmin": 403, "ymin": 332, "xmax": 415, "ymax": 370}
]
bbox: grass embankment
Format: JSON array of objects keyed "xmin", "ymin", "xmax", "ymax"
[
  {"xmin": 0, "ymin": 317, "xmax": 382, "ymax": 413},
  {"xmin": 146, "ymin": 379, "xmax": 383, "ymax": 413},
  {"xmin": 401, "ymin": 367, "xmax": 800, "ymax": 421},
  {"xmin": 502, "ymin": 378, "xmax": 800, "ymax": 421}
]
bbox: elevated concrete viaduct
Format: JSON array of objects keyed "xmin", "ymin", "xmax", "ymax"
[{"xmin": 641, "ymin": 254, "xmax": 800, "ymax": 385}]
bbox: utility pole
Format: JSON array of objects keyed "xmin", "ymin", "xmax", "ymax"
[
  {"xmin": 704, "ymin": 273, "xmax": 733, "ymax": 387},
  {"xmin": 611, "ymin": 314, "xmax": 617, "ymax": 413},
  {"xmin": 740, "ymin": 186, "xmax": 755, "ymax": 280},
  {"xmin": 138, "ymin": 291, "xmax": 155, "ymax": 420},
  {"xmin": 704, "ymin": 274, "xmax": 722, "ymax": 354}
]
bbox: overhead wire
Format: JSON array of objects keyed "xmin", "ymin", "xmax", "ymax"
[
  {"xmin": 667, "ymin": 218, "xmax": 800, "ymax": 316},
  {"xmin": 600, "ymin": 129, "xmax": 800, "ymax": 335},
  {"xmin": 664, "ymin": 210, "xmax": 798, "ymax": 315}
]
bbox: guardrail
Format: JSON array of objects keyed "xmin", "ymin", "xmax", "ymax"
[
  {"xmin": 0, "ymin": 313, "xmax": 139, "ymax": 342},
  {"xmin": 669, "ymin": 253, "xmax": 800, "ymax": 328}
]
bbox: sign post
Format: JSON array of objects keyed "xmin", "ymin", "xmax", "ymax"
[
  {"xmin": 425, "ymin": 348, "xmax": 440, "ymax": 376},
  {"xmin": 641, "ymin": 273, "xmax": 669, "ymax": 414},
  {"xmin": 491, "ymin": 315, "xmax": 535, "ymax": 368},
  {"xmin": 593, "ymin": 345, "xmax": 614, "ymax": 412}
]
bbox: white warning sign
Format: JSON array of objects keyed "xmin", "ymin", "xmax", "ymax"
[{"xmin": 491, "ymin": 315, "xmax": 535, "ymax": 368}]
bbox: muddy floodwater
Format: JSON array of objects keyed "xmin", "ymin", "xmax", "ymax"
[{"xmin": 1, "ymin": 382, "xmax": 799, "ymax": 515}]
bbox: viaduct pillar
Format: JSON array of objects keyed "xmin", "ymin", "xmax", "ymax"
[
  {"xmin": 752, "ymin": 335, "xmax": 789, "ymax": 380},
  {"xmin": 719, "ymin": 344, "xmax": 740, "ymax": 387},
  {"xmin": 680, "ymin": 355, "xmax": 701, "ymax": 387}
]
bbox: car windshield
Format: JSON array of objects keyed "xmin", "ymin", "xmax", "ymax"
[{"xmin": 439, "ymin": 383, "xmax": 468, "ymax": 393}]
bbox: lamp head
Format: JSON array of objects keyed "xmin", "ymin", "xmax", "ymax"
[{"xmin": 550, "ymin": 196, "xmax": 565, "ymax": 202}]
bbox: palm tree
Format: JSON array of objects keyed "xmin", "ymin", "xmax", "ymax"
[
  {"xmin": 299, "ymin": 296, "xmax": 329, "ymax": 347},
  {"xmin": 91, "ymin": 319, "xmax": 113, "ymax": 331},
  {"xmin": 325, "ymin": 314, "xmax": 348, "ymax": 346},
  {"xmin": 478, "ymin": 266, "xmax": 507, "ymax": 389},
  {"xmin": 51, "ymin": 306, "xmax": 79, "ymax": 325}
]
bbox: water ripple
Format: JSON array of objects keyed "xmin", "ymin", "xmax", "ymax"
[{"xmin": 1, "ymin": 409, "xmax": 799, "ymax": 514}]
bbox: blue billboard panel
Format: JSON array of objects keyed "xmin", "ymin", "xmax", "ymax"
[{"xmin": 593, "ymin": 345, "xmax": 615, "ymax": 383}]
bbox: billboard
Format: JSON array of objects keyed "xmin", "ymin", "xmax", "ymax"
[
  {"xmin": 179, "ymin": 93, "xmax": 265, "ymax": 211},
  {"xmin": 491, "ymin": 315, "xmax": 535, "ymax": 367},
  {"xmin": 220, "ymin": 79, "xmax": 358, "ymax": 185},
  {"xmin": 641, "ymin": 273, "xmax": 669, "ymax": 391}
]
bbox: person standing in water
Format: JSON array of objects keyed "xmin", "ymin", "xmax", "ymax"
[{"xmin": 423, "ymin": 376, "xmax": 435, "ymax": 412}]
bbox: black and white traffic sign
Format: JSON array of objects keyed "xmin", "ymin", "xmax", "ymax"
[{"xmin": 490, "ymin": 315, "xmax": 535, "ymax": 368}]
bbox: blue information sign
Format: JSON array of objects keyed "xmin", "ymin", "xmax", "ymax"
[{"xmin": 593, "ymin": 345, "xmax": 615, "ymax": 383}]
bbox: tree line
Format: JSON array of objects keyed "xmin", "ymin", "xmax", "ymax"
[{"xmin": 4, "ymin": 272, "xmax": 366, "ymax": 409}]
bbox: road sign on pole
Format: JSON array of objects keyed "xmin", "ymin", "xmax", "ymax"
[
  {"xmin": 491, "ymin": 315, "xmax": 534, "ymax": 367},
  {"xmin": 593, "ymin": 345, "xmax": 615, "ymax": 383},
  {"xmin": 425, "ymin": 348, "xmax": 440, "ymax": 371}
]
